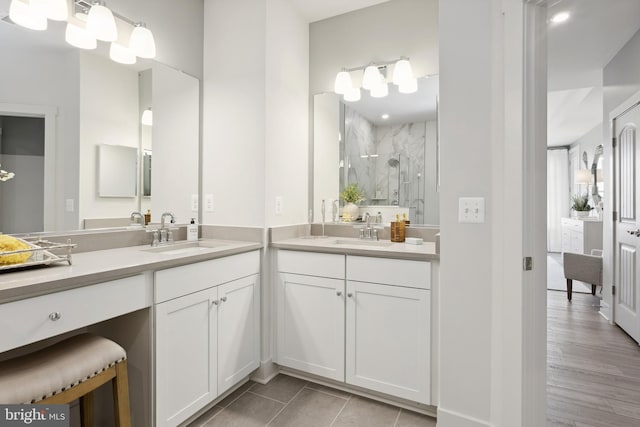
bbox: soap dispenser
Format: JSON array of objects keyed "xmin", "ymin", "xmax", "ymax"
[{"xmin": 187, "ymin": 218, "xmax": 198, "ymax": 241}]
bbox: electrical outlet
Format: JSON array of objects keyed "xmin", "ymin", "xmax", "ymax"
[
  {"xmin": 275, "ymin": 196, "xmax": 283, "ymax": 215},
  {"xmin": 65, "ymin": 198, "xmax": 75, "ymax": 213},
  {"xmin": 458, "ymin": 197, "xmax": 485, "ymax": 223},
  {"xmin": 205, "ymin": 194, "xmax": 214, "ymax": 212},
  {"xmin": 191, "ymin": 194, "xmax": 199, "ymax": 212}
]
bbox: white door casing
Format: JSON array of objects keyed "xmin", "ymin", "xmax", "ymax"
[{"xmin": 614, "ymin": 102, "xmax": 640, "ymax": 342}]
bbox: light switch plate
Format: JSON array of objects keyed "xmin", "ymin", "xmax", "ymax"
[
  {"xmin": 65, "ymin": 198, "xmax": 74, "ymax": 213},
  {"xmin": 275, "ymin": 196, "xmax": 283, "ymax": 215},
  {"xmin": 191, "ymin": 194, "xmax": 198, "ymax": 212},
  {"xmin": 205, "ymin": 194, "xmax": 214, "ymax": 212},
  {"xmin": 458, "ymin": 197, "xmax": 485, "ymax": 223}
]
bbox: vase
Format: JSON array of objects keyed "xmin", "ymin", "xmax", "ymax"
[
  {"xmin": 573, "ymin": 210, "xmax": 589, "ymax": 218},
  {"xmin": 342, "ymin": 203, "xmax": 359, "ymax": 221}
]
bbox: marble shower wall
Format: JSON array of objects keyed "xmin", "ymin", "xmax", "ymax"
[{"xmin": 343, "ymin": 106, "xmax": 431, "ymax": 223}]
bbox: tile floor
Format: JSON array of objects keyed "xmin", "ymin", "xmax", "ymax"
[{"xmin": 188, "ymin": 375, "xmax": 436, "ymax": 427}]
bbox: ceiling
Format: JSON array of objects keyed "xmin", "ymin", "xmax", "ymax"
[
  {"xmin": 288, "ymin": 0, "xmax": 390, "ymax": 23},
  {"xmin": 547, "ymin": 0, "xmax": 640, "ymax": 146}
]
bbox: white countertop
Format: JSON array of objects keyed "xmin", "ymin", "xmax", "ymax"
[
  {"xmin": 0, "ymin": 239, "xmax": 262, "ymax": 304},
  {"xmin": 270, "ymin": 236, "xmax": 439, "ymax": 261}
]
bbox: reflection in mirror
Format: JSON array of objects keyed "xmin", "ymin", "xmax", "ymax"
[
  {"xmin": 98, "ymin": 144, "xmax": 138, "ymax": 198},
  {"xmin": 0, "ymin": 16, "xmax": 199, "ymax": 234},
  {"xmin": 313, "ymin": 76, "xmax": 439, "ymax": 225},
  {"xmin": 142, "ymin": 150, "xmax": 152, "ymax": 198}
]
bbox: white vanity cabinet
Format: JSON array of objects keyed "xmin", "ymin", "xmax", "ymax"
[
  {"xmin": 276, "ymin": 250, "xmax": 432, "ymax": 405},
  {"xmin": 561, "ymin": 217, "xmax": 603, "ymax": 254},
  {"xmin": 154, "ymin": 251, "xmax": 260, "ymax": 427}
]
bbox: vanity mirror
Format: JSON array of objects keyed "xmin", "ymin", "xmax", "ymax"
[
  {"xmin": 313, "ymin": 76, "xmax": 439, "ymax": 226},
  {"xmin": 0, "ymin": 10, "xmax": 199, "ymax": 234}
]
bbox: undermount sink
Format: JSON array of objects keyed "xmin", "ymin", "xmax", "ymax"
[
  {"xmin": 333, "ymin": 239, "xmax": 393, "ymax": 248},
  {"xmin": 142, "ymin": 240, "xmax": 229, "ymax": 255}
]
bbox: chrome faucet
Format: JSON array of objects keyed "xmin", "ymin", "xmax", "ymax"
[
  {"xmin": 357, "ymin": 213, "xmax": 381, "ymax": 241},
  {"xmin": 159, "ymin": 212, "xmax": 176, "ymax": 244},
  {"xmin": 130, "ymin": 211, "xmax": 144, "ymax": 226}
]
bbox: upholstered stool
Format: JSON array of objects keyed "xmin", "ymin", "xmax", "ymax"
[{"xmin": 0, "ymin": 333, "xmax": 131, "ymax": 427}]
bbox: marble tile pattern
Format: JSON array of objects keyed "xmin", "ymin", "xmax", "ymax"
[
  {"xmin": 343, "ymin": 107, "xmax": 427, "ymax": 222},
  {"xmin": 188, "ymin": 375, "xmax": 435, "ymax": 427}
]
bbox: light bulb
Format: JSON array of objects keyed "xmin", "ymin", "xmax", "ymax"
[
  {"xmin": 87, "ymin": 2, "xmax": 118, "ymax": 42},
  {"xmin": 362, "ymin": 65, "xmax": 381, "ymax": 90},
  {"xmin": 9, "ymin": 0, "xmax": 47, "ymax": 31},
  {"xmin": 109, "ymin": 42, "xmax": 136, "ymax": 65},
  {"xmin": 344, "ymin": 87, "xmax": 361, "ymax": 102},
  {"xmin": 399, "ymin": 78, "xmax": 418, "ymax": 94},
  {"xmin": 392, "ymin": 57, "xmax": 414, "ymax": 86},
  {"xmin": 371, "ymin": 82, "xmax": 389, "ymax": 98},
  {"xmin": 65, "ymin": 21, "xmax": 97, "ymax": 50},
  {"xmin": 334, "ymin": 69, "xmax": 353, "ymax": 95},
  {"xmin": 141, "ymin": 109, "xmax": 153, "ymax": 126},
  {"xmin": 550, "ymin": 11, "xmax": 570, "ymax": 24},
  {"xmin": 129, "ymin": 23, "xmax": 156, "ymax": 59}
]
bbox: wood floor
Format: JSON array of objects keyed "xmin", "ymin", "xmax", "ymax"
[{"xmin": 547, "ymin": 290, "xmax": 640, "ymax": 426}]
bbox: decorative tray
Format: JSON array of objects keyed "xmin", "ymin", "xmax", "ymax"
[{"xmin": 0, "ymin": 237, "xmax": 77, "ymax": 272}]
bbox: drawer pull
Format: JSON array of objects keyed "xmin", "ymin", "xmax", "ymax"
[
  {"xmin": 212, "ymin": 300, "xmax": 219, "ymax": 306},
  {"xmin": 336, "ymin": 291, "xmax": 343, "ymax": 296},
  {"xmin": 220, "ymin": 297, "xmax": 227, "ymax": 303},
  {"xmin": 48, "ymin": 312, "xmax": 61, "ymax": 321},
  {"xmin": 347, "ymin": 293, "xmax": 353, "ymax": 298}
]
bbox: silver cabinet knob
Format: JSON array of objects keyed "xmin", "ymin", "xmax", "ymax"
[
  {"xmin": 212, "ymin": 300, "xmax": 219, "ymax": 306},
  {"xmin": 347, "ymin": 293, "xmax": 353, "ymax": 298},
  {"xmin": 48, "ymin": 312, "xmax": 61, "ymax": 321},
  {"xmin": 220, "ymin": 296, "xmax": 228, "ymax": 303},
  {"xmin": 336, "ymin": 291, "xmax": 343, "ymax": 296}
]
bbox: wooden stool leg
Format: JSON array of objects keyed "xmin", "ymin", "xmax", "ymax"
[
  {"xmin": 566, "ymin": 279, "xmax": 573, "ymax": 301},
  {"xmin": 112, "ymin": 361, "xmax": 132, "ymax": 427},
  {"xmin": 80, "ymin": 392, "xmax": 94, "ymax": 427},
  {"xmin": 592, "ymin": 284, "xmax": 597, "ymax": 295}
]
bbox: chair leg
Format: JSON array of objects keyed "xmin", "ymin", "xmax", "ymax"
[
  {"xmin": 112, "ymin": 361, "xmax": 132, "ymax": 427},
  {"xmin": 592, "ymin": 284, "xmax": 597, "ymax": 295},
  {"xmin": 80, "ymin": 392, "xmax": 94, "ymax": 427},
  {"xmin": 566, "ymin": 279, "xmax": 573, "ymax": 301}
]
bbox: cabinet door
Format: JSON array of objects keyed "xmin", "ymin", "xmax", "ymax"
[
  {"xmin": 277, "ymin": 273, "xmax": 345, "ymax": 381},
  {"xmin": 217, "ymin": 275, "xmax": 260, "ymax": 395},
  {"xmin": 346, "ymin": 281, "xmax": 430, "ymax": 404},
  {"xmin": 155, "ymin": 288, "xmax": 218, "ymax": 427}
]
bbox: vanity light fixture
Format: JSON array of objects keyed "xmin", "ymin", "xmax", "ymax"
[
  {"xmin": 110, "ymin": 42, "xmax": 136, "ymax": 65},
  {"xmin": 141, "ymin": 108, "xmax": 153, "ymax": 126},
  {"xmin": 129, "ymin": 23, "xmax": 156, "ymax": 59},
  {"xmin": 86, "ymin": 1, "xmax": 117, "ymax": 42},
  {"xmin": 9, "ymin": 0, "xmax": 47, "ymax": 31},
  {"xmin": 37, "ymin": 0, "xmax": 69, "ymax": 21},
  {"xmin": 0, "ymin": 164, "xmax": 15, "ymax": 182},
  {"xmin": 334, "ymin": 57, "xmax": 417, "ymax": 101},
  {"xmin": 65, "ymin": 10, "xmax": 97, "ymax": 50},
  {"xmin": 550, "ymin": 11, "xmax": 570, "ymax": 24},
  {"xmin": 381, "ymin": 114, "xmax": 390, "ymax": 120}
]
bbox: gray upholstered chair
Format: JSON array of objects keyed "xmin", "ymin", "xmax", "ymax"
[{"xmin": 563, "ymin": 250, "xmax": 603, "ymax": 301}]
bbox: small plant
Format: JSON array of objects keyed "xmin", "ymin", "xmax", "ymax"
[
  {"xmin": 340, "ymin": 183, "xmax": 365, "ymax": 204},
  {"xmin": 571, "ymin": 193, "xmax": 592, "ymax": 212}
]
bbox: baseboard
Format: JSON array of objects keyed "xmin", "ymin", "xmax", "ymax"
[
  {"xmin": 437, "ymin": 407, "xmax": 491, "ymax": 427},
  {"xmin": 250, "ymin": 359, "xmax": 280, "ymax": 384}
]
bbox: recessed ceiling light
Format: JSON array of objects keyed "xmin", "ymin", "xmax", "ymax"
[
  {"xmin": 550, "ymin": 11, "xmax": 570, "ymax": 24},
  {"xmin": 381, "ymin": 114, "xmax": 390, "ymax": 120}
]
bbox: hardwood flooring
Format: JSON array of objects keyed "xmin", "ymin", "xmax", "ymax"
[{"xmin": 547, "ymin": 290, "xmax": 640, "ymax": 426}]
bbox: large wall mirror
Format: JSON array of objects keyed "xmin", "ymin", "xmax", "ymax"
[
  {"xmin": 0, "ymin": 9, "xmax": 199, "ymax": 234},
  {"xmin": 313, "ymin": 76, "xmax": 439, "ymax": 226}
]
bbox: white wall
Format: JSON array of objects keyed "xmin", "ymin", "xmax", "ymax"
[
  {"xmin": 78, "ymin": 53, "xmax": 140, "ymax": 225},
  {"xmin": 309, "ymin": 0, "xmax": 438, "ymax": 95}
]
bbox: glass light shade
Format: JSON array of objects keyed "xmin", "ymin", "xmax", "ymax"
[
  {"xmin": 334, "ymin": 70, "xmax": 353, "ymax": 95},
  {"xmin": 65, "ymin": 22, "xmax": 97, "ymax": 49},
  {"xmin": 9, "ymin": 0, "xmax": 47, "ymax": 31},
  {"xmin": 141, "ymin": 109, "xmax": 153, "ymax": 126},
  {"xmin": 87, "ymin": 3, "xmax": 117, "ymax": 42},
  {"xmin": 362, "ymin": 65, "xmax": 381, "ymax": 90},
  {"xmin": 129, "ymin": 25, "xmax": 156, "ymax": 59},
  {"xmin": 371, "ymin": 82, "xmax": 389, "ymax": 98},
  {"xmin": 398, "ymin": 77, "xmax": 418, "ymax": 94},
  {"xmin": 392, "ymin": 58, "xmax": 414, "ymax": 86},
  {"xmin": 343, "ymin": 87, "xmax": 361, "ymax": 102},
  {"xmin": 33, "ymin": 0, "xmax": 68, "ymax": 21},
  {"xmin": 109, "ymin": 42, "xmax": 136, "ymax": 65}
]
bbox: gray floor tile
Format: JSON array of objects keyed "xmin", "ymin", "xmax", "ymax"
[
  {"xmin": 304, "ymin": 383, "xmax": 352, "ymax": 400},
  {"xmin": 203, "ymin": 392, "xmax": 284, "ymax": 427},
  {"xmin": 250, "ymin": 374, "xmax": 307, "ymax": 403},
  {"xmin": 268, "ymin": 388, "xmax": 346, "ymax": 427},
  {"xmin": 195, "ymin": 406, "xmax": 224, "ymax": 426},
  {"xmin": 331, "ymin": 396, "xmax": 399, "ymax": 427},
  {"xmin": 218, "ymin": 381, "xmax": 255, "ymax": 408},
  {"xmin": 395, "ymin": 409, "xmax": 437, "ymax": 427}
]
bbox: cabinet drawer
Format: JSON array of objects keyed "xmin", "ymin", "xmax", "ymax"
[
  {"xmin": 0, "ymin": 275, "xmax": 150, "ymax": 353},
  {"xmin": 347, "ymin": 256, "xmax": 430, "ymax": 289},
  {"xmin": 155, "ymin": 251, "xmax": 260, "ymax": 303},
  {"xmin": 277, "ymin": 250, "xmax": 345, "ymax": 279}
]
